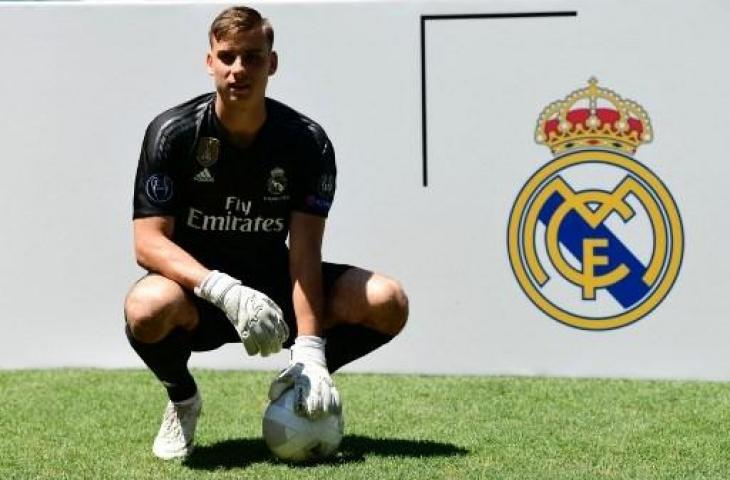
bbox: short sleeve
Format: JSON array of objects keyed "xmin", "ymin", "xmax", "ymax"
[
  {"xmin": 133, "ymin": 122, "xmax": 179, "ymax": 219},
  {"xmin": 291, "ymin": 133, "xmax": 336, "ymax": 217}
]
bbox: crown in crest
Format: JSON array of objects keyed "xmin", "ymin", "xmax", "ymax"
[{"xmin": 535, "ymin": 78, "xmax": 652, "ymax": 155}]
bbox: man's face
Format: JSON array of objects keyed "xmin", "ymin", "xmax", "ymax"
[{"xmin": 206, "ymin": 28, "xmax": 277, "ymax": 106}]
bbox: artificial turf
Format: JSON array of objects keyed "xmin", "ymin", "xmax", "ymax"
[{"xmin": 1, "ymin": 369, "xmax": 730, "ymax": 479}]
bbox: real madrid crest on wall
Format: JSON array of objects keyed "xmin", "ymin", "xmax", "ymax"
[{"xmin": 507, "ymin": 78, "xmax": 683, "ymax": 330}]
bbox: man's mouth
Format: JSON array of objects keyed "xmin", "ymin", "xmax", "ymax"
[{"xmin": 229, "ymin": 83, "xmax": 251, "ymax": 92}]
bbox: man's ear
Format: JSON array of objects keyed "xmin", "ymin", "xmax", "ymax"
[
  {"xmin": 206, "ymin": 51, "xmax": 214, "ymax": 76},
  {"xmin": 268, "ymin": 51, "xmax": 278, "ymax": 76}
]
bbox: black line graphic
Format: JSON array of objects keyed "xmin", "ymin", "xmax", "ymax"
[{"xmin": 420, "ymin": 11, "xmax": 577, "ymax": 187}]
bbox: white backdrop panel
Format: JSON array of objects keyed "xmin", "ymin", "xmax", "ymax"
[{"xmin": 0, "ymin": 0, "xmax": 727, "ymax": 379}]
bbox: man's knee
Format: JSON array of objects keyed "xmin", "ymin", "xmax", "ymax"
[
  {"xmin": 124, "ymin": 278, "xmax": 195, "ymax": 343},
  {"xmin": 369, "ymin": 276, "xmax": 409, "ymax": 335},
  {"xmin": 125, "ymin": 284, "xmax": 168, "ymax": 342}
]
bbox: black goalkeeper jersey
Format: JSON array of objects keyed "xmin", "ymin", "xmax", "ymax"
[{"xmin": 133, "ymin": 93, "xmax": 336, "ymax": 282}]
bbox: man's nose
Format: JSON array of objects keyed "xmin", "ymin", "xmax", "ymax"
[{"xmin": 231, "ymin": 57, "xmax": 246, "ymax": 75}]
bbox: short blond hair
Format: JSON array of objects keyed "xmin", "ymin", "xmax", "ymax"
[{"xmin": 209, "ymin": 6, "xmax": 274, "ymax": 49}]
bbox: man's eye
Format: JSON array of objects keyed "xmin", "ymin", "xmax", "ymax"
[
  {"xmin": 244, "ymin": 53, "xmax": 264, "ymax": 65},
  {"xmin": 218, "ymin": 53, "xmax": 235, "ymax": 65}
]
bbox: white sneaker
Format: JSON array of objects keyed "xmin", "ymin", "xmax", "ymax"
[{"xmin": 152, "ymin": 391, "xmax": 202, "ymax": 460}]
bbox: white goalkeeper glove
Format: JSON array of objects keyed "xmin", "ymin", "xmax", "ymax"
[
  {"xmin": 194, "ymin": 270, "xmax": 289, "ymax": 357},
  {"xmin": 268, "ymin": 335, "xmax": 341, "ymax": 418}
]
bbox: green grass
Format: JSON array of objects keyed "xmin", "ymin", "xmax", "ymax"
[{"xmin": 2, "ymin": 370, "xmax": 730, "ymax": 479}]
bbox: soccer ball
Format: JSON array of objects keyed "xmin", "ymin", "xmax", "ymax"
[{"xmin": 262, "ymin": 388, "xmax": 344, "ymax": 462}]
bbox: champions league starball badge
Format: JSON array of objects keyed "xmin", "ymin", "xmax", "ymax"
[
  {"xmin": 507, "ymin": 78, "xmax": 683, "ymax": 330},
  {"xmin": 145, "ymin": 173, "xmax": 173, "ymax": 204}
]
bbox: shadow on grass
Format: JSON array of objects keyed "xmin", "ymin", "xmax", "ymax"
[{"xmin": 184, "ymin": 434, "xmax": 469, "ymax": 470}]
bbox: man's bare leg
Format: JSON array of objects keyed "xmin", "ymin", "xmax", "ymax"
[{"xmin": 322, "ymin": 268, "xmax": 408, "ymax": 372}]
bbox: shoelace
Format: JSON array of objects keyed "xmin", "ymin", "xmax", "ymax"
[{"xmin": 160, "ymin": 402, "xmax": 196, "ymax": 439}]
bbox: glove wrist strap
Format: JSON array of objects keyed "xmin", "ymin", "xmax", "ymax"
[
  {"xmin": 291, "ymin": 335, "xmax": 327, "ymax": 367},
  {"xmin": 194, "ymin": 270, "xmax": 240, "ymax": 305}
]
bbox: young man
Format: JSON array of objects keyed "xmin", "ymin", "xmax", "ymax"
[{"xmin": 124, "ymin": 6, "xmax": 408, "ymax": 460}]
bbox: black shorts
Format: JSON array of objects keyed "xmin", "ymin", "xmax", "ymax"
[{"xmin": 188, "ymin": 262, "xmax": 352, "ymax": 352}]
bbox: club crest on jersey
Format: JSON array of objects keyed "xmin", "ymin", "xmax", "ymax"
[
  {"xmin": 266, "ymin": 168, "xmax": 288, "ymax": 196},
  {"xmin": 507, "ymin": 78, "xmax": 683, "ymax": 330},
  {"xmin": 145, "ymin": 173, "xmax": 173, "ymax": 204},
  {"xmin": 196, "ymin": 137, "xmax": 220, "ymax": 168}
]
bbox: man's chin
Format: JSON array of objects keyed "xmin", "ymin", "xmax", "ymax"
[
  {"xmin": 222, "ymin": 92, "xmax": 254, "ymax": 106},
  {"xmin": 228, "ymin": 91, "xmax": 250, "ymax": 101}
]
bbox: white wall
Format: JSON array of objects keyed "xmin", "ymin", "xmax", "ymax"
[{"xmin": 1, "ymin": 0, "xmax": 728, "ymax": 380}]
